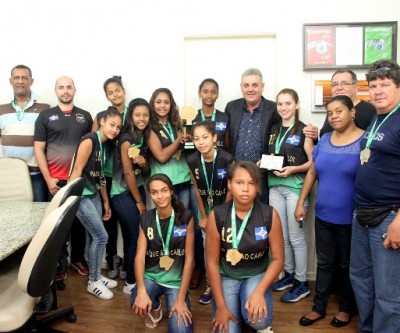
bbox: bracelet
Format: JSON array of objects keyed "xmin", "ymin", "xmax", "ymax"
[{"xmin": 136, "ymin": 200, "xmax": 142, "ymax": 204}]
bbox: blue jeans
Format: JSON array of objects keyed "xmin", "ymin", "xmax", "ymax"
[
  {"xmin": 76, "ymin": 193, "xmax": 108, "ymax": 282},
  {"xmin": 174, "ymin": 181, "xmax": 190, "ymax": 208},
  {"xmin": 131, "ymin": 279, "xmax": 193, "ymax": 333},
  {"xmin": 30, "ymin": 173, "xmax": 48, "ymax": 202},
  {"xmin": 269, "ymin": 186, "xmax": 308, "ymax": 281},
  {"xmin": 212, "ymin": 273, "xmax": 273, "ymax": 332},
  {"xmin": 111, "ymin": 187, "xmax": 146, "ymax": 284},
  {"xmin": 350, "ymin": 212, "xmax": 400, "ymax": 333},
  {"xmin": 313, "ymin": 217, "xmax": 354, "ymax": 316}
]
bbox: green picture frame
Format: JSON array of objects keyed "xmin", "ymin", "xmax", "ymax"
[{"xmin": 303, "ymin": 21, "xmax": 398, "ymax": 70}]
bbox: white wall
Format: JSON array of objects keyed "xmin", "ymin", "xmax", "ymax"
[
  {"xmin": 1, "ymin": 0, "xmax": 398, "ymax": 278},
  {"xmin": 0, "ymin": 0, "xmax": 398, "ymax": 129}
]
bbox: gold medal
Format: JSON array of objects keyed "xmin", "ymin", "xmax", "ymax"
[
  {"xmin": 226, "ymin": 248, "xmax": 243, "ymax": 266},
  {"xmin": 159, "ymin": 255, "xmax": 174, "ymax": 271},
  {"xmin": 360, "ymin": 147, "xmax": 371, "ymax": 165},
  {"xmin": 128, "ymin": 146, "xmax": 140, "ymax": 158}
]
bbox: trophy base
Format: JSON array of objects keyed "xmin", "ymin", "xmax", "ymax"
[{"xmin": 184, "ymin": 142, "xmax": 195, "ymax": 150}]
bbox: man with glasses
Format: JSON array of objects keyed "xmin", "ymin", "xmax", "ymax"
[
  {"xmin": 0, "ymin": 65, "xmax": 50, "ymax": 201},
  {"xmin": 350, "ymin": 59, "xmax": 400, "ymax": 333},
  {"xmin": 319, "ymin": 69, "xmax": 376, "ymax": 137}
]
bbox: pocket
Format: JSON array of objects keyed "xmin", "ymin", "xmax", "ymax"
[{"xmin": 355, "ymin": 207, "xmax": 393, "ymax": 227}]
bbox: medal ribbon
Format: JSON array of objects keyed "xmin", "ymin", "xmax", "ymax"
[
  {"xmin": 122, "ymin": 106, "xmax": 128, "ymax": 125},
  {"xmin": 131, "ymin": 135, "xmax": 144, "ymax": 149},
  {"xmin": 365, "ymin": 103, "xmax": 400, "ymax": 149},
  {"xmin": 156, "ymin": 209, "xmax": 175, "ymax": 256},
  {"xmin": 274, "ymin": 119, "xmax": 295, "ymax": 154},
  {"xmin": 96, "ymin": 131, "xmax": 106, "ymax": 178},
  {"xmin": 200, "ymin": 109, "xmax": 216, "ymax": 122},
  {"xmin": 160, "ymin": 121, "xmax": 175, "ymax": 141},
  {"xmin": 201, "ymin": 149, "xmax": 217, "ymax": 210},
  {"xmin": 231, "ymin": 202, "xmax": 253, "ymax": 249},
  {"xmin": 12, "ymin": 98, "xmax": 31, "ymax": 121}
]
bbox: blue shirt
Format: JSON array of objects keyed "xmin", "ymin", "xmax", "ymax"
[
  {"xmin": 355, "ymin": 109, "xmax": 400, "ymax": 208},
  {"xmin": 234, "ymin": 100, "xmax": 263, "ymax": 163},
  {"xmin": 313, "ymin": 132, "xmax": 362, "ymax": 225}
]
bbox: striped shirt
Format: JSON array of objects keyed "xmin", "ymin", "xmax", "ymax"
[{"xmin": 0, "ymin": 101, "xmax": 50, "ymax": 171}]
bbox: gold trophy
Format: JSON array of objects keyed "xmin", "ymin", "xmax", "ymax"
[
  {"xmin": 180, "ymin": 106, "xmax": 197, "ymax": 150},
  {"xmin": 182, "ymin": 119, "xmax": 194, "ymax": 150}
]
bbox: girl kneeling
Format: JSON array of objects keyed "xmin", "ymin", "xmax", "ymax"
[
  {"xmin": 206, "ymin": 162, "xmax": 284, "ymax": 333},
  {"xmin": 131, "ymin": 174, "xmax": 194, "ymax": 332}
]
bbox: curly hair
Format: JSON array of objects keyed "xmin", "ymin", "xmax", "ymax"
[{"xmin": 149, "ymin": 88, "xmax": 182, "ymax": 132}]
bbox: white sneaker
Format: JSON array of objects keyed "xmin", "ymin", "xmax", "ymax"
[
  {"xmin": 87, "ymin": 280, "xmax": 114, "ymax": 300},
  {"xmin": 123, "ymin": 282, "xmax": 136, "ymax": 295},
  {"xmin": 101, "ymin": 275, "xmax": 118, "ymax": 289},
  {"xmin": 257, "ymin": 327, "xmax": 274, "ymax": 333}
]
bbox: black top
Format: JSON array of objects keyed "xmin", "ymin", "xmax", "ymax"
[
  {"xmin": 192, "ymin": 109, "xmax": 229, "ymax": 149},
  {"xmin": 70, "ymin": 132, "xmax": 103, "ymax": 196},
  {"xmin": 213, "ymin": 200, "xmax": 273, "ymax": 280},
  {"xmin": 187, "ymin": 148, "xmax": 234, "ymax": 210},
  {"xmin": 34, "ymin": 106, "xmax": 93, "ymax": 180},
  {"xmin": 267, "ymin": 121, "xmax": 308, "ymax": 171}
]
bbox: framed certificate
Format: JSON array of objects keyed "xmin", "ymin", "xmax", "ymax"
[
  {"xmin": 303, "ymin": 21, "xmax": 397, "ymax": 70},
  {"xmin": 260, "ymin": 154, "xmax": 284, "ymax": 171}
]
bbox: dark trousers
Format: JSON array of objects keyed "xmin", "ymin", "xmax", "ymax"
[
  {"xmin": 190, "ymin": 184, "xmax": 204, "ymax": 271},
  {"xmin": 111, "ymin": 188, "xmax": 146, "ymax": 284},
  {"xmin": 313, "ymin": 216, "xmax": 355, "ymax": 316},
  {"xmin": 104, "ymin": 177, "xmax": 118, "ymax": 268}
]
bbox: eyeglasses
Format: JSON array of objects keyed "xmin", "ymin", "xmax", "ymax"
[{"xmin": 331, "ymin": 81, "xmax": 355, "ymax": 88}]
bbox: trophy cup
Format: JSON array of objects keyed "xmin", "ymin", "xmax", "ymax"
[
  {"xmin": 180, "ymin": 106, "xmax": 197, "ymax": 150},
  {"xmin": 182, "ymin": 119, "xmax": 194, "ymax": 150}
]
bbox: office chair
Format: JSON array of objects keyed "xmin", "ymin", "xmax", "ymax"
[
  {"xmin": 42, "ymin": 177, "xmax": 84, "ymax": 291},
  {"xmin": 0, "ymin": 157, "xmax": 33, "ymax": 201},
  {"xmin": 0, "ymin": 196, "xmax": 80, "ymax": 333},
  {"xmin": 42, "ymin": 177, "xmax": 84, "ymax": 221}
]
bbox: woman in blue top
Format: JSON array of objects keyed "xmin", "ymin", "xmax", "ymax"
[
  {"xmin": 295, "ymin": 95, "xmax": 364, "ymax": 327},
  {"xmin": 69, "ymin": 107, "xmax": 123, "ymax": 300}
]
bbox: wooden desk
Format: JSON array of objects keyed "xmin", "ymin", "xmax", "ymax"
[{"xmin": 0, "ymin": 202, "xmax": 48, "ymax": 261}]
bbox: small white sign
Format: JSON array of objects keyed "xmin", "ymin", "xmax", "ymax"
[{"xmin": 260, "ymin": 154, "xmax": 284, "ymax": 170}]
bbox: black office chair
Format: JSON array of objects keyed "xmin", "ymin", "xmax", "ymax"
[
  {"xmin": 0, "ymin": 196, "xmax": 80, "ymax": 332},
  {"xmin": 42, "ymin": 177, "xmax": 85, "ymax": 291}
]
